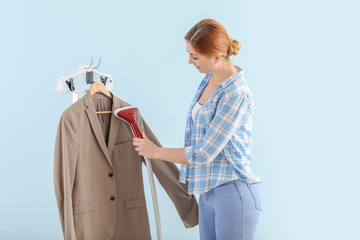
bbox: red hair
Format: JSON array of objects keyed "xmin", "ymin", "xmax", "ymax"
[{"xmin": 184, "ymin": 18, "xmax": 241, "ymax": 58}]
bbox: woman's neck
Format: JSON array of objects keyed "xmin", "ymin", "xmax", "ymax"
[{"xmin": 210, "ymin": 62, "xmax": 238, "ymax": 85}]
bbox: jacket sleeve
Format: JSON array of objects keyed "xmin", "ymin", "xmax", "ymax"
[
  {"xmin": 136, "ymin": 113, "xmax": 199, "ymax": 228},
  {"xmin": 54, "ymin": 114, "xmax": 78, "ymax": 239}
]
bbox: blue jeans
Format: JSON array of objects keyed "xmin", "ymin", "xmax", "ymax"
[{"xmin": 199, "ymin": 180, "xmax": 262, "ymax": 240}]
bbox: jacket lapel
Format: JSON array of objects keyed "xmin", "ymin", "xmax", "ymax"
[{"xmin": 84, "ymin": 91, "xmax": 118, "ymax": 168}]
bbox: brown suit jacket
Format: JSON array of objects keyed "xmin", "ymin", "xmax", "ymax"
[{"xmin": 54, "ymin": 91, "xmax": 198, "ymax": 240}]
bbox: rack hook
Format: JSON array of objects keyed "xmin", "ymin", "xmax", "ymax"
[
  {"xmin": 95, "ymin": 58, "xmax": 101, "ymax": 69},
  {"xmin": 86, "ymin": 58, "xmax": 94, "ymax": 69}
]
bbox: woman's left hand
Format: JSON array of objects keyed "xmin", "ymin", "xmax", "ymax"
[{"xmin": 133, "ymin": 132, "xmax": 158, "ymax": 159}]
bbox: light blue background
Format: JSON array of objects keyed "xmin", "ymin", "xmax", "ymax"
[{"xmin": 0, "ymin": 0, "xmax": 359, "ymax": 239}]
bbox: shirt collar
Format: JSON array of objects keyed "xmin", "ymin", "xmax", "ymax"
[{"xmin": 208, "ymin": 65, "xmax": 244, "ymax": 89}]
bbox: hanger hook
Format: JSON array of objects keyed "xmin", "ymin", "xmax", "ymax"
[
  {"xmin": 86, "ymin": 57, "xmax": 94, "ymax": 69},
  {"xmin": 95, "ymin": 58, "xmax": 101, "ymax": 69}
]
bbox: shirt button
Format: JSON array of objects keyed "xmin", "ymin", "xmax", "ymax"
[
  {"xmin": 191, "ymin": 167, "xmax": 194, "ymax": 170},
  {"xmin": 109, "ymin": 173, "xmax": 114, "ymax": 177},
  {"xmin": 192, "ymin": 139, "xmax": 195, "ymax": 141},
  {"xmin": 110, "ymin": 196, "xmax": 115, "ymax": 201}
]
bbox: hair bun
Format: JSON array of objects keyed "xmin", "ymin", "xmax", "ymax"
[{"xmin": 227, "ymin": 38, "xmax": 241, "ymax": 57}]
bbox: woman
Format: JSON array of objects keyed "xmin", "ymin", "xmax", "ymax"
[{"xmin": 133, "ymin": 18, "xmax": 262, "ymax": 240}]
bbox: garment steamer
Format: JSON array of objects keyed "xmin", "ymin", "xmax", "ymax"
[
  {"xmin": 58, "ymin": 59, "xmax": 162, "ymax": 239},
  {"xmin": 113, "ymin": 106, "xmax": 162, "ymax": 240}
]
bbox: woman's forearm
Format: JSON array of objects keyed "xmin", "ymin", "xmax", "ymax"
[{"xmin": 154, "ymin": 147, "xmax": 190, "ymax": 165}]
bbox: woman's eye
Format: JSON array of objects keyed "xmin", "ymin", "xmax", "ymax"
[{"xmin": 192, "ymin": 58, "xmax": 198, "ymax": 60}]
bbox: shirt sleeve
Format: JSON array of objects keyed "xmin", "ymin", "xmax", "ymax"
[{"xmin": 185, "ymin": 91, "xmax": 250, "ymax": 165}]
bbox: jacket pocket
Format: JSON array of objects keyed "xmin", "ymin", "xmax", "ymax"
[
  {"xmin": 73, "ymin": 200, "xmax": 96, "ymax": 215},
  {"xmin": 113, "ymin": 139, "xmax": 132, "ymax": 150},
  {"xmin": 125, "ymin": 198, "xmax": 146, "ymax": 209}
]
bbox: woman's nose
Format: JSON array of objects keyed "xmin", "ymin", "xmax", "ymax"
[{"xmin": 188, "ymin": 57, "xmax": 192, "ymax": 64}]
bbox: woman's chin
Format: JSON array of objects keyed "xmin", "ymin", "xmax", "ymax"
[{"xmin": 195, "ymin": 66, "xmax": 206, "ymax": 73}]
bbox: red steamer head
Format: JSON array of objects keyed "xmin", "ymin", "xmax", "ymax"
[{"xmin": 113, "ymin": 106, "xmax": 143, "ymax": 138}]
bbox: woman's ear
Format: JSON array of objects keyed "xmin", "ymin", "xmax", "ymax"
[{"xmin": 214, "ymin": 54, "xmax": 222, "ymax": 64}]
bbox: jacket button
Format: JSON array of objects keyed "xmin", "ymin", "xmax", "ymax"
[
  {"xmin": 109, "ymin": 173, "xmax": 113, "ymax": 177},
  {"xmin": 110, "ymin": 196, "xmax": 115, "ymax": 201}
]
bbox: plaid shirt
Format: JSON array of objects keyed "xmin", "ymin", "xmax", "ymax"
[{"xmin": 179, "ymin": 67, "xmax": 262, "ymax": 194}]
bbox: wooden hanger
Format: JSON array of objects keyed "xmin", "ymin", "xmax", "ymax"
[{"xmin": 89, "ymin": 81, "xmax": 113, "ymax": 114}]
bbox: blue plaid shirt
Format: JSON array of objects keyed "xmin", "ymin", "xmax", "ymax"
[{"xmin": 179, "ymin": 66, "xmax": 262, "ymax": 194}]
